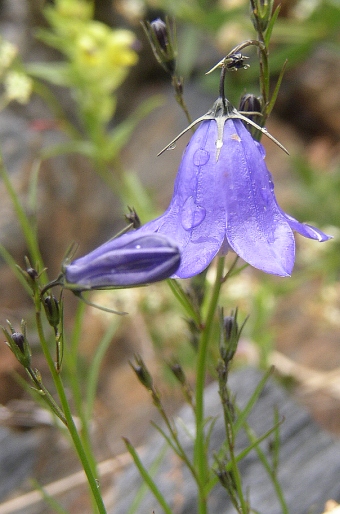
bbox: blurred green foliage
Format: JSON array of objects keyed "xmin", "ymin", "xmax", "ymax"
[{"xmin": 26, "ymin": 0, "xmax": 160, "ymax": 185}]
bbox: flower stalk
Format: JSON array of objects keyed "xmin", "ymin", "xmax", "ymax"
[{"xmin": 194, "ymin": 257, "xmax": 225, "ymax": 514}]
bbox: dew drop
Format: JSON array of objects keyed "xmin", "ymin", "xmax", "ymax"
[
  {"xmin": 193, "ymin": 148, "xmax": 210, "ymax": 166},
  {"xmin": 181, "ymin": 196, "xmax": 206, "ymax": 230}
]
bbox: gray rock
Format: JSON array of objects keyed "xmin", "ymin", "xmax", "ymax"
[
  {"xmin": 113, "ymin": 367, "xmax": 340, "ymax": 513},
  {"xmin": 0, "ymin": 427, "xmax": 39, "ymax": 501}
]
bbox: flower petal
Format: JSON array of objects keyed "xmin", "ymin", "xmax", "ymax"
[
  {"xmin": 279, "ymin": 212, "xmax": 332, "ymax": 242},
  {"xmin": 64, "ymin": 231, "xmax": 181, "ymax": 288},
  {"xmin": 140, "ymin": 120, "xmax": 226, "ymax": 278},
  {"xmin": 223, "ymin": 119, "xmax": 295, "ymax": 276},
  {"xmin": 264, "ymin": 161, "xmax": 332, "ymax": 242}
]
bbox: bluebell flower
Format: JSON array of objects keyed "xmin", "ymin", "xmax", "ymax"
[
  {"xmin": 63, "ymin": 231, "xmax": 181, "ymax": 289},
  {"xmin": 139, "ymin": 98, "xmax": 331, "ymax": 279}
]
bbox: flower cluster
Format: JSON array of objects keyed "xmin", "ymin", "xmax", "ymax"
[
  {"xmin": 138, "ymin": 97, "xmax": 331, "ymax": 278},
  {"xmin": 37, "ymin": 0, "xmax": 138, "ymax": 125}
]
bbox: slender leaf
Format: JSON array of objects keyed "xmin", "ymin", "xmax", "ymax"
[
  {"xmin": 123, "ymin": 438, "xmax": 173, "ymax": 514},
  {"xmin": 167, "ymin": 278, "xmax": 201, "ymax": 326},
  {"xmin": 233, "ymin": 366, "xmax": 274, "ymax": 435}
]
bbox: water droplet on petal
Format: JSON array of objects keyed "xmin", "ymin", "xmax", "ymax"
[
  {"xmin": 254, "ymin": 140, "xmax": 266, "ymax": 159},
  {"xmin": 181, "ymin": 196, "xmax": 206, "ymax": 230},
  {"xmin": 193, "ymin": 148, "xmax": 210, "ymax": 166}
]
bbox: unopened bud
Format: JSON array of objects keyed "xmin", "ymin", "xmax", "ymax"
[
  {"xmin": 219, "ymin": 308, "xmax": 246, "ymax": 364},
  {"xmin": 224, "ymin": 315, "xmax": 238, "ymax": 343},
  {"xmin": 142, "ymin": 17, "xmax": 176, "ymax": 75},
  {"xmin": 12, "ymin": 332, "xmax": 25, "ymax": 353},
  {"xmin": 130, "ymin": 355, "xmax": 153, "ymax": 390},
  {"xmin": 169, "ymin": 361, "xmax": 186, "ymax": 385},
  {"xmin": 27, "ymin": 267, "xmax": 38, "ymax": 280},
  {"xmin": 43, "ymin": 295, "xmax": 60, "ymax": 328},
  {"xmin": 2, "ymin": 320, "xmax": 31, "ymax": 368},
  {"xmin": 150, "ymin": 19, "xmax": 168, "ymax": 51},
  {"xmin": 16, "ymin": 257, "xmax": 40, "ymax": 292},
  {"xmin": 239, "ymin": 93, "xmax": 262, "ymax": 114},
  {"xmin": 239, "ymin": 93, "xmax": 263, "ymax": 136},
  {"xmin": 250, "ymin": 0, "xmax": 274, "ymax": 33}
]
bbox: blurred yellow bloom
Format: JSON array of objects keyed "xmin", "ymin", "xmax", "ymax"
[
  {"xmin": 0, "ymin": 39, "xmax": 17, "ymax": 75},
  {"xmin": 73, "ymin": 23, "xmax": 138, "ymax": 90},
  {"xmin": 54, "ymin": 0, "xmax": 93, "ymax": 21},
  {"xmin": 76, "ymin": 24, "xmax": 137, "ymax": 67},
  {"xmin": 4, "ymin": 71, "xmax": 33, "ymax": 104}
]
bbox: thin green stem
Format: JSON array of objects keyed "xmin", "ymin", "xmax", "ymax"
[
  {"xmin": 34, "ymin": 297, "xmax": 106, "ymax": 513},
  {"xmin": 226, "ymin": 424, "xmax": 249, "ymax": 513},
  {"xmin": 243, "ymin": 421, "xmax": 289, "ymax": 514},
  {"xmin": 62, "ymin": 300, "xmax": 103, "ymax": 512},
  {"xmin": 258, "ymin": 32, "xmax": 270, "ymax": 110},
  {"xmin": 123, "ymin": 438, "xmax": 173, "ymax": 514},
  {"xmin": 0, "ymin": 151, "xmax": 47, "ymax": 281},
  {"xmin": 172, "ymin": 75, "xmax": 193, "ymax": 126},
  {"xmin": 26, "ymin": 366, "xmax": 67, "ymax": 425},
  {"xmin": 194, "ymin": 257, "xmax": 225, "ymax": 514},
  {"xmin": 85, "ymin": 318, "xmax": 120, "ymax": 419}
]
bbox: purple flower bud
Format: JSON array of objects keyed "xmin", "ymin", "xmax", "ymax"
[
  {"xmin": 238, "ymin": 93, "xmax": 262, "ymax": 136},
  {"xmin": 12, "ymin": 332, "xmax": 25, "ymax": 354},
  {"xmin": 142, "ymin": 17, "xmax": 176, "ymax": 75},
  {"xmin": 27, "ymin": 267, "xmax": 38, "ymax": 280},
  {"xmin": 2, "ymin": 320, "xmax": 31, "ymax": 368},
  {"xmin": 138, "ymin": 98, "xmax": 332, "ymax": 278},
  {"xmin": 63, "ymin": 230, "xmax": 181, "ymax": 289},
  {"xmin": 239, "ymin": 93, "xmax": 262, "ymax": 115},
  {"xmin": 150, "ymin": 18, "xmax": 168, "ymax": 51}
]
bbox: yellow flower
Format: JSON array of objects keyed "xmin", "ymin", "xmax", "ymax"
[
  {"xmin": 106, "ymin": 30, "xmax": 138, "ymax": 68},
  {"xmin": 0, "ymin": 39, "xmax": 17, "ymax": 74},
  {"xmin": 73, "ymin": 23, "xmax": 138, "ymax": 91},
  {"xmin": 55, "ymin": 0, "xmax": 93, "ymax": 21},
  {"xmin": 4, "ymin": 71, "xmax": 33, "ymax": 104}
]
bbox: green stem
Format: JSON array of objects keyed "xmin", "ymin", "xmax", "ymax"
[
  {"xmin": 243, "ymin": 421, "xmax": 289, "ymax": 514},
  {"xmin": 194, "ymin": 257, "xmax": 225, "ymax": 514},
  {"xmin": 34, "ymin": 297, "xmax": 106, "ymax": 513},
  {"xmin": 0, "ymin": 150, "xmax": 47, "ymax": 280},
  {"xmin": 172, "ymin": 75, "xmax": 193, "ymax": 126},
  {"xmin": 65, "ymin": 303, "xmax": 97, "ymax": 466},
  {"xmin": 258, "ymin": 34, "xmax": 270, "ymax": 109},
  {"xmin": 123, "ymin": 438, "xmax": 173, "ymax": 514},
  {"xmin": 226, "ymin": 424, "xmax": 249, "ymax": 513},
  {"xmin": 26, "ymin": 366, "xmax": 67, "ymax": 424}
]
